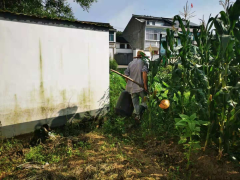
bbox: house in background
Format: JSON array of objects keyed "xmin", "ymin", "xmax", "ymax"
[
  {"xmin": 109, "ymin": 30, "xmax": 133, "ymax": 68},
  {"xmin": 115, "ymin": 36, "xmax": 133, "ymax": 68},
  {"xmin": 122, "ymin": 14, "xmax": 199, "ymax": 60},
  {"xmin": 109, "ymin": 28, "xmax": 117, "ymax": 59},
  {"xmin": 116, "ymin": 36, "xmax": 132, "ymax": 53}
]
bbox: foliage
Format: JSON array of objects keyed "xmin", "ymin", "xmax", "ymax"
[
  {"xmin": 116, "ymin": 31, "xmax": 123, "ymax": 37},
  {"xmin": 161, "ymin": 0, "xmax": 240, "ymax": 160},
  {"xmin": 109, "ymin": 72, "xmax": 125, "ymax": 112},
  {"xmin": 25, "ymin": 145, "xmax": 46, "ymax": 164},
  {"xmin": 128, "ymin": 0, "xmax": 240, "ymax": 163},
  {"xmin": 0, "ymin": 0, "xmax": 97, "ymax": 20},
  {"xmin": 102, "ymin": 116, "xmax": 126, "ymax": 136},
  {"xmin": 175, "ymin": 113, "xmax": 208, "ymax": 169},
  {"xmin": 109, "ymin": 59, "xmax": 118, "ymax": 71},
  {"xmin": 74, "ymin": 0, "xmax": 97, "ymax": 12},
  {"xmin": 219, "ymin": 0, "xmax": 234, "ymax": 12},
  {"xmin": 101, "ymin": 72, "xmax": 127, "ymax": 136}
]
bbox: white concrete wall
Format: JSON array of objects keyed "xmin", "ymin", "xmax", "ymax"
[
  {"xmin": 0, "ymin": 20, "xmax": 109, "ymax": 137},
  {"xmin": 109, "ymin": 48, "xmax": 114, "ymax": 59}
]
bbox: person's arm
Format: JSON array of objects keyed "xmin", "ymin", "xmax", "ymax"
[
  {"xmin": 124, "ymin": 65, "xmax": 130, "ymax": 85},
  {"xmin": 142, "ymin": 63, "xmax": 149, "ymax": 92},
  {"xmin": 143, "ymin": 71, "xmax": 148, "ymax": 91}
]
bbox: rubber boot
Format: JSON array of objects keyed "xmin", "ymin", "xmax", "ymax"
[{"xmin": 139, "ymin": 105, "xmax": 146, "ymax": 119}]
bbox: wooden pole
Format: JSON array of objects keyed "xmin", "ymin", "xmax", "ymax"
[
  {"xmin": 110, "ymin": 69, "xmax": 144, "ymax": 88},
  {"xmin": 110, "ymin": 69, "xmax": 150, "ymax": 94},
  {"xmin": 110, "ymin": 69, "xmax": 164, "ymax": 104}
]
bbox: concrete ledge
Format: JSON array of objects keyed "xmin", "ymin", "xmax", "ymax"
[{"xmin": 0, "ymin": 107, "xmax": 109, "ymax": 138}]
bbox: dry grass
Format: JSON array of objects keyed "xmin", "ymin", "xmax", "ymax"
[
  {"xmin": 0, "ymin": 132, "xmax": 168, "ymax": 180},
  {"xmin": 0, "ymin": 130, "xmax": 239, "ymax": 180}
]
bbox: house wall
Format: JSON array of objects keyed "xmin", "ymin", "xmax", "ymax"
[
  {"xmin": 109, "ymin": 31, "xmax": 116, "ymax": 59},
  {"xmin": 109, "ymin": 43, "xmax": 116, "ymax": 59},
  {"xmin": 116, "ymin": 49, "xmax": 132, "ymax": 54},
  {"xmin": 116, "ymin": 43, "xmax": 132, "ymax": 54},
  {"xmin": 109, "ymin": 31, "xmax": 116, "ymax": 42},
  {"xmin": 0, "ymin": 19, "xmax": 109, "ymax": 138},
  {"xmin": 122, "ymin": 17, "xmax": 145, "ymax": 50}
]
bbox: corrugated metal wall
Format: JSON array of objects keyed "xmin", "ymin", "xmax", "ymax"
[{"xmin": 114, "ymin": 53, "xmax": 133, "ymax": 65}]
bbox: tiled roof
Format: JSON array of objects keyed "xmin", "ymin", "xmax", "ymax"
[
  {"xmin": 164, "ymin": 18, "xmax": 199, "ymax": 27},
  {"xmin": 116, "ymin": 36, "xmax": 129, "ymax": 43},
  {"xmin": 132, "ymin": 14, "xmax": 199, "ymax": 27},
  {"xmin": 0, "ymin": 10, "xmax": 113, "ymax": 28}
]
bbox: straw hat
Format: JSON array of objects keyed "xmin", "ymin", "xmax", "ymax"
[{"xmin": 133, "ymin": 50, "xmax": 147, "ymax": 58}]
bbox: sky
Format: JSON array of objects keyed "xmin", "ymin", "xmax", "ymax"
[{"xmin": 68, "ymin": 0, "xmax": 234, "ymax": 31}]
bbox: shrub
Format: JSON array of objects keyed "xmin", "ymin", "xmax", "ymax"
[
  {"xmin": 25, "ymin": 145, "xmax": 45, "ymax": 164},
  {"xmin": 109, "ymin": 59, "xmax": 118, "ymax": 70}
]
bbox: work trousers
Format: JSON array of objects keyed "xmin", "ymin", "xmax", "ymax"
[{"xmin": 131, "ymin": 91, "xmax": 147, "ymax": 115}]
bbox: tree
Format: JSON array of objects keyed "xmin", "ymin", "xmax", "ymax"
[
  {"xmin": 0, "ymin": 0, "xmax": 97, "ymax": 20},
  {"xmin": 116, "ymin": 31, "xmax": 123, "ymax": 38},
  {"xmin": 74, "ymin": 0, "xmax": 97, "ymax": 12}
]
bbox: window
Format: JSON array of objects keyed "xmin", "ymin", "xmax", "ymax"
[
  {"xmin": 155, "ymin": 21, "xmax": 164, "ymax": 26},
  {"xmin": 120, "ymin": 44, "xmax": 125, "ymax": 49},
  {"xmin": 109, "ymin": 31, "xmax": 114, "ymax": 41},
  {"xmin": 127, "ymin": 44, "xmax": 131, "ymax": 49},
  {"xmin": 146, "ymin": 28, "xmax": 160, "ymax": 40},
  {"xmin": 147, "ymin": 21, "xmax": 155, "ymax": 25}
]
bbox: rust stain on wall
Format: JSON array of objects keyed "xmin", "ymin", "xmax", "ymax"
[
  {"xmin": 30, "ymin": 88, "xmax": 37, "ymax": 103},
  {"xmin": 78, "ymin": 88, "xmax": 94, "ymax": 111},
  {"xmin": 40, "ymin": 93, "xmax": 56, "ymax": 119},
  {"xmin": 39, "ymin": 40, "xmax": 45, "ymax": 102},
  {"xmin": 60, "ymin": 90, "xmax": 67, "ymax": 103},
  {"xmin": 78, "ymin": 89, "xmax": 88, "ymax": 110},
  {"xmin": 13, "ymin": 94, "xmax": 21, "ymax": 124}
]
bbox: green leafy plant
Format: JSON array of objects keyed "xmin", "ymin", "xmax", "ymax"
[
  {"xmin": 102, "ymin": 116, "xmax": 126, "ymax": 136},
  {"xmin": 25, "ymin": 145, "xmax": 45, "ymax": 164},
  {"xmin": 67, "ymin": 147, "xmax": 73, "ymax": 157},
  {"xmin": 109, "ymin": 59, "xmax": 118, "ymax": 70},
  {"xmin": 161, "ymin": 0, "xmax": 240, "ymax": 160},
  {"xmin": 175, "ymin": 113, "xmax": 208, "ymax": 169}
]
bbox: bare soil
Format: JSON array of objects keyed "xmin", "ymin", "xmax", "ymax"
[{"xmin": 0, "ymin": 130, "xmax": 239, "ymax": 180}]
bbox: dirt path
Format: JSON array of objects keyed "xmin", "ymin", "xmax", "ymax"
[
  {"xmin": 1, "ymin": 132, "xmax": 168, "ymax": 180},
  {"xmin": 1, "ymin": 131, "xmax": 239, "ymax": 180}
]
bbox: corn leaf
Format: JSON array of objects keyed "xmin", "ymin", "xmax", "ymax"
[{"xmin": 179, "ymin": 114, "xmax": 189, "ymax": 120}]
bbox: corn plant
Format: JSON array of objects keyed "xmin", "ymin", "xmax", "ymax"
[
  {"xmin": 192, "ymin": 0, "xmax": 240, "ymax": 158},
  {"xmin": 140, "ymin": 52, "xmax": 162, "ymax": 130},
  {"xmin": 175, "ymin": 113, "xmax": 208, "ymax": 169},
  {"xmin": 162, "ymin": 0, "xmax": 240, "ymax": 160}
]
